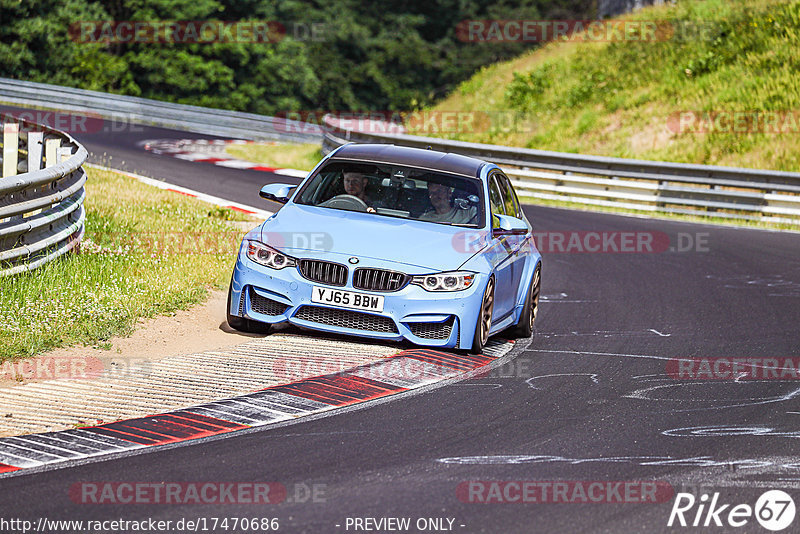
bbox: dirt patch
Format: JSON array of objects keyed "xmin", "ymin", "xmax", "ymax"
[
  {"xmin": 628, "ymin": 119, "xmax": 675, "ymax": 154},
  {"xmin": 601, "ymin": 110, "xmax": 624, "ymax": 136},
  {"xmin": 0, "ymin": 290, "xmax": 405, "ymax": 437},
  {"xmin": 0, "ymin": 289, "xmax": 252, "ymax": 387}
]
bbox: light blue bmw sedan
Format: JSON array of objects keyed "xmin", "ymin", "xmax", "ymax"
[{"xmin": 227, "ymin": 143, "xmax": 541, "ymax": 352}]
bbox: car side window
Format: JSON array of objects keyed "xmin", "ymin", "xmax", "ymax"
[
  {"xmin": 495, "ymin": 173, "xmax": 520, "ymax": 219},
  {"xmin": 499, "ymin": 174, "xmax": 522, "ymax": 219},
  {"xmin": 488, "ymin": 175, "xmax": 505, "ymax": 228}
]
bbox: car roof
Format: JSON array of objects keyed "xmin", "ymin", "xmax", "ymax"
[{"xmin": 329, "ymin": 143, "xmax": 488, "ymax": 178}]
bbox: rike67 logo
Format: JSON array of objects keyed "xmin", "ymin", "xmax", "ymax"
[{"xmin": 668, "ymin": 490, "xmax": 796, "ymax": 531}]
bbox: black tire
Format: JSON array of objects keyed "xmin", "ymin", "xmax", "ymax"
[
  {"xmin": 226, "ymin": 282, "xmax": 271, "ymax": 334},
  {"xmin": 510, "ymin": 264, "xmax": 541, "ymax": 339},
  {"xmin": 470, "ymin": 277, "xmax": 495, "ymax": 353}
]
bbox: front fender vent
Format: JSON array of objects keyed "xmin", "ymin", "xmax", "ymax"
[
  {"xmin": 249, "ymin": 288, "xmax": 289, "ymax": 316},
  {"xmin": 408, "ymin": 317, "xmax": 455, "ymax": 340}
]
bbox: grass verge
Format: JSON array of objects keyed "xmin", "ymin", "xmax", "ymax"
[
  {"xmin": 413, "ymin": 0, "xmax": 800, "ymax": 231},
  {"xmin": 225, "ymin": 142, "xmax": 321, "ymax": 171},
  {"xmin": 423, "ymin": 0, "xmax": 800, "ymax": 172},
  {"xmin": 0, "ymin": 167, "xmax": 254, "ymax": 362}
]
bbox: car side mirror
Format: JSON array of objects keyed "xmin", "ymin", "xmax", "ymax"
[
  {"xmin": 259, "ymin": 183, "xmax": 297, "ymax": 204},
  {"xmin": 492, "ymin": 214, "xmax": 528, "ymax": 237}
]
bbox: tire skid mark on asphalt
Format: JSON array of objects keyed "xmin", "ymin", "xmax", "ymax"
[
  {"xmin": 535, "ymin": 329, "xmax": 674, "ymax": 338},
  {"xmin": 526, "ymin": 373, "xmax": 600, "ymax": 390},
  {"xmin": 524, "ymin": 359, "xmax": 800, "ymax": 413},
  {"xmin": 435, "ymin": 453, "xmax": 800, "ymax": 488},
  {"xmin": 662, "ymin": 425, "xmax": 800, "ymax": 439},
  {"xmin": 527, "ymin": 348, "xmax": 688, "ymax": 362},
  {"xmin": 0, "ymin": 341, "xmax": 513, "ymax": 476}
]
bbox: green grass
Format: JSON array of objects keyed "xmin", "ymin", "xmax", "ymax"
[
  {"xmin": 225, "ymin": 142, "xmax": 322, "ymax": 171},
  {"xmin": 0, "ymin": 168, "xmax": 253, "ymax": 362},
  {"xmin": 424, "ymin": 0, "xmax": 800, "ymax": 172}
]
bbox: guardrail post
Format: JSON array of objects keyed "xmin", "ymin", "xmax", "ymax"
[
  {"xmin": 2, "ymin": 123, "xmax": 18, "ymax": 178},
  {"xmin": 0, "ymin": 117, "xmax": 89, "ymax": 276},
  {"xmin": 27, "ymin": 131, "xmax": 43, "ymax": 173},
  {"xmin": 45, "ymin": 138, "xmax": 61, "ymax": 168},
  {"xmin": 23, "ymin": 131, "xmax": 46, "ymax": 219}
]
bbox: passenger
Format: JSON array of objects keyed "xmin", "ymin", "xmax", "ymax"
[{"xmin": 419, "ymin": 182, "xmax": 477, "ymax": 224}]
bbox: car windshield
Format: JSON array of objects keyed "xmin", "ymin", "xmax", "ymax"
[{"xmin": 294, "ymin": 160, "xmax": 484, "ymax": 227}]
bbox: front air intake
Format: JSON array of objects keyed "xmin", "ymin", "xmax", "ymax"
[
  {"xmin": 353, "ymin": 268, "xmax": 409, "ymax": 292},
  {"xmin": 298, "ymin": 259, "xmax": 348, "ymax": 286}
]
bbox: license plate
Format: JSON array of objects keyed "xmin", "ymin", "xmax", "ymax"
[{"xmin": 311, "ymin": 286, "xmax": 384, "ymax": 312}]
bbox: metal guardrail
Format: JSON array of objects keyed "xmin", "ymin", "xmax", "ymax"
[
  {"xmin": 3, "ymin": 78, "xmax": 797, "ymax": 225},
  {"xmin": 0, "ymin": 77, "xmax": 320, "ymax": 144},
  {"xmin": 0, "ymin": 117, "xmax": 87, "ymax": 276},
  {"xmin": 323, "ymin": 116, "xmax": 800, "ymax": 225}
]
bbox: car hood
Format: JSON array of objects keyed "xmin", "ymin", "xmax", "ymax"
[{"xmin": 258, "ymin": 204, "xmax": 488, "ymax": 271}]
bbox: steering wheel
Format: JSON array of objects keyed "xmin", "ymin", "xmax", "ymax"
[
  {"xmin": 319, "ymin": 194, "xmax": 369, "ymax": 212},
  {"xmin": 453, "ymin": 198, "xmax": 480, "ymax": 225}
]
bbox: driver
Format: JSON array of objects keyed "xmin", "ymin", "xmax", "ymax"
[
  {"xmin": 343, "ymin": 171, "xmax": 379, "ymax": 212},
  {"xmin": 343, "ymin": 171, "xmax": 369, "ymax": 202},
  {"xmin": 420, "ymin": 182, "xmax": 477, "ymax": 224}
]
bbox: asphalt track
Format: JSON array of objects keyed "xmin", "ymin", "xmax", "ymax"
[{"xmin": 2, "ymin": 114, "xmax": 800, "ymax": 533}]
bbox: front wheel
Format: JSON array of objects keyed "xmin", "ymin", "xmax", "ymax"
[
  {"xmin": 510, "ymin": 265, "xmax": 541, "ymax": 338},
  {"xmin": 226, "ymin": 282, "xmax": 271, "ymax": 334},
  {"xmin": 470, "ymin": 277, "xmax": 495, "ymax": 353}
]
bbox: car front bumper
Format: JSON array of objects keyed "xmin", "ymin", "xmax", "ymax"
[{"xmin": 229, "ymin": 249, "xmax": 487, "ymax": 349}]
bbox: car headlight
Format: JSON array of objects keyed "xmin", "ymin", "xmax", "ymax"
[
  {"xmin": 410, "ymin": 271, "xmax": 476, "ymax": 292},
  {"xmin": 246, "ymin": 240, "xmax": 297, "ymax": 269}
]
